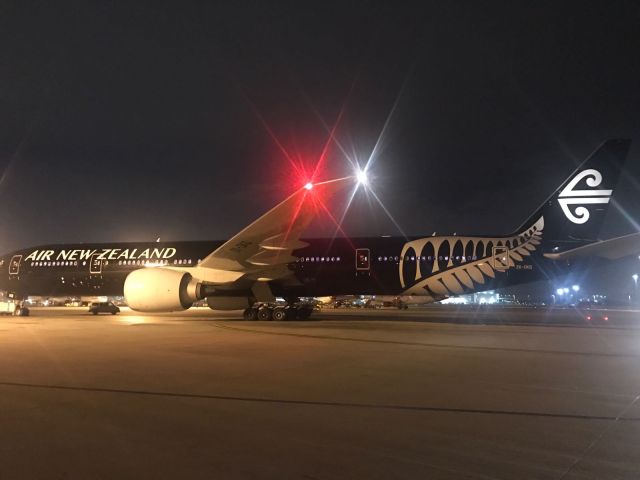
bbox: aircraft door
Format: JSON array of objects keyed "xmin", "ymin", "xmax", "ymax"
[
  {"xmin": 9, "ymin": 255, "xmax": 22, "ymax": 275},
  {"xmin": 493, "ymin": 246, "xmax": 510, "ymax": 270},
  {"xmin": 355, "ymin": 248, "xmax": 370, "ymax": 277},
  {"xmin": 89, "ymin": 254, "xmax": 103, "ymax": 274}
]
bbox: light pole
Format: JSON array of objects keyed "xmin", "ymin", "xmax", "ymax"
[{"xmin": 633, "ymin": 274, "xmax": 638, "ymax": 305}]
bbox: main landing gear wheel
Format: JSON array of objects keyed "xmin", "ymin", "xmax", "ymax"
[
  {"xmin": 271, "ymin": 307, "xmax": 286, "ymax": 321},
  {"xmin": 257, "ymin": 307, "xmax": 273, "ymax": 321},
  {"xmin": 243, "ymin": 308, "xmax": 258, "ymax": 321},
  {"xmin": 242, "ymin": 305, "xmax": 313, "ymax": 321}
]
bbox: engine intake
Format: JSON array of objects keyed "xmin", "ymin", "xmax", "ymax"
[{"xmin": 124, "ymin": 268, "xmax": 203, "ymax": 312}]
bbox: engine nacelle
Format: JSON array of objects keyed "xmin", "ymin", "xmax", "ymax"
[{"xmin": 124, "ymin": 268, "xmax": 202, "ymax": 312}]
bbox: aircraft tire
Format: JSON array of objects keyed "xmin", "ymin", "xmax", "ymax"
[
  {"xmin": 243, "ymin": 308, "xmax": 258, "ymax": 321},
  {"xmin": 257, "ymin": 307, "xmax": 273, "ymax": 321},
  {"xmin": 272, "ymin": 307, "xmax": 286, "ymax": 321}
]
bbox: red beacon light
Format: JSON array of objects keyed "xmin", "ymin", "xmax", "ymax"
[
  {"xmin": 304, "ymin": 182, "xmax": 313, "ymax": 191},
  {"xmin": 603, "ymin": 316, "xmax": 609, "ymax": 321},
  {"xmin": 586, "ymin": 315, "xmax": 592, "ymax": 321}
]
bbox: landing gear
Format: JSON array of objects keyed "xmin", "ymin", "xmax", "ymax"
[
  {"xmin": 271, "ymin": 307, "xmax": 286, "ymax": 321},
  {"xmin": 243, "ymin": 308, "xmax": 258, "ymax": 321},
  {"xmin": 285, "ymin": 307, "xmax": 297, "ymax": 320},
  {"xmin": 257, "ymin": 307, "xmax": 273, "ymax": 321},
  {"xmin": 241, "ymin": 303, "xmax": 314, "ymax": 321}
]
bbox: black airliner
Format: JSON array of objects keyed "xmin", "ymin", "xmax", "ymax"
[{"xmin": 1, "ymin": 139, "xmax": 637, "ymax": 320}]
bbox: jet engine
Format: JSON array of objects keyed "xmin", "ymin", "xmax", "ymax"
[{"xmin": 124, "ymin": 268, "xmax": 203, "ymax": 312}]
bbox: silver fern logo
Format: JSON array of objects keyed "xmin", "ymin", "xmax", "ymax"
[
  {"xmin": 400, "ymin": 217, "xmax": 544, "ymax": 298},
  {"xmin": 557, "ymin": 169, "xmax": 612, "ymax": 224}
]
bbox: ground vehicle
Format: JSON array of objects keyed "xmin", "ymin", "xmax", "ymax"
[
  {"xmin": 584, "ymin": 312, "xmax": 610, "ymax": 322},
  {"xmin": 64, "ymin": 299, "xmax": 84, "ymax": 307},
  {"xmin": 89, "ymin": 301, "xmax": 120, "ymax": 315},
  {"xmin": 0, "ymin": 299, "xmax": 29, "ymax": 316}
]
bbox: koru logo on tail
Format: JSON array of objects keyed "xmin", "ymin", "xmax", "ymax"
[{"xmin": 557, "ymin": 169, "xmax": 612, "ymax": 224}]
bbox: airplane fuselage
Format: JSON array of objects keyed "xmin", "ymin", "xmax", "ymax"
[{"xmin": 0, "ymin": 219, "xmax": 579, "ymax": 302}]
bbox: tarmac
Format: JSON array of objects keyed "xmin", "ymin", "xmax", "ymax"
[{"xmin": 1, "ymin": 306, "xmax": 639, "ymax": 479}]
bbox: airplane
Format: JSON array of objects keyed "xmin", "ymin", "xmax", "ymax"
[{"xmin": 0, "ymin": 139, "xmax": 637, "ymax": 320}]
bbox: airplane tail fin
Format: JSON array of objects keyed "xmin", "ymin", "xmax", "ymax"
[{"xmin": 515, "ymin": 139, "xmax": 631, "ymax": 245}]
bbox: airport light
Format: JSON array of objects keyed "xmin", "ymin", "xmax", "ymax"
[
  {"xmin": 563, "ymin": 287, "xmax": 569, "ymax": 295},
  {"xmin": 304, "ymin": 182, "xmax": 313, "ymax": 191},
  {"xmin": 633, "ymin": 274, "xmax": 638, "ymax": 283},
  {"xmin": 356, "ymin": 168, "xmax": 368, "ymax": 186},
  {"xmin": 556, "ymin": 288, "xmax": 564, "ymax": 296},
  {"xmin": 572, "ymin": 285, "xmax": 580, "ymax": 292}
]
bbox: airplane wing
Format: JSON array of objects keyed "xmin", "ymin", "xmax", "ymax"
[
  {"xmin": 199, "ymin": 177, "xmax": 352, "ymax": 280},
  {"xmin": 544, "ymin": 232, "xmax": 640, "ymax": 261}
]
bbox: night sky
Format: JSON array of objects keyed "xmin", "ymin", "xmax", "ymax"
[{"xmin": 1, "ymin": 2, "xmax": 640, "ymax": 254}]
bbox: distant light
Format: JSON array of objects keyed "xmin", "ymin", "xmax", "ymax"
[
  {"xmin": 563, "ymin": 288, "xmax": 569, "ymax": 294},
  {"xmin": 603, "ymin": 316, "xmax": 609, "ymax": 321},
  {"xmin": 556, "ymin": 288, "xmax": 564, "ymax": 295},
  {"xmin": 304, "ymin": 182, "xmax": 313, "ymax": 191},
  {"xmin": 572, "ymin": 285, "xmax": 580, "ymax": 292},
  {"xmin": 586, "ymin": 315, "xmax": 592, "ymax": 321},
  {"xmin": 633, "ymin": 274, "xmax": 639, "ymax": 282},
  {"xmin": 356, "ymin": 169, "xmax": 368, "ymax": 186}
]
